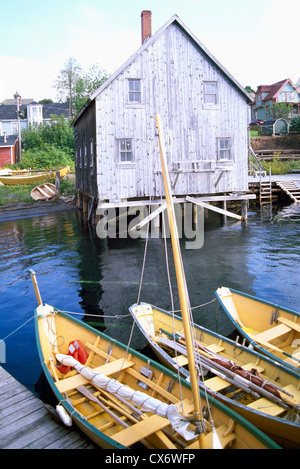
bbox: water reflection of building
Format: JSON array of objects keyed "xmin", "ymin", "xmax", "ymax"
[{"xmin": 75, "ymin": 219, "xmax": 106, "ymax": 331}]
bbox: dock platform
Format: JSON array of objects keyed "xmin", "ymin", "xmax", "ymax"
[{"xmin": 0, "ymin": 366, "xmax": 97, "ymax": 449}]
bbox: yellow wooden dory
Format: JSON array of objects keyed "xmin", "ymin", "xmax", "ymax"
[
  {"xmin": 0, "ymin": 165, "xmax": 69, "ymax": 185},
  {"xmin": 129, "ymin": 302, "xmax": 300, "ymax": 448},
  {"xmin": 31, "ymin": 279, "xmax": 280, "ymax": 450},
  {"xmin": 216, "ymin": 287, "xmax": 300, "ymax": 374}
]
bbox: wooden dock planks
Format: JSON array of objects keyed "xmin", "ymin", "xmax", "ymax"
[
  {"xmin": 276, "ymin": 180, "xmax": 300, "ymax": 203},
  {"xmin": 0, "ymin": 366, "xmax": 97, "ymax": 449}
]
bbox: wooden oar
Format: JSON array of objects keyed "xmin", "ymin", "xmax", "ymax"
[
  {"xmin": 156, "ymin": 334, "xmax": 295, "ymax": 410},
  {"xmin": 167, "ymin": 329, "xmax": 296, "ymax": 399},
  {"xmin": 76, "ymin": 385, "xmax": 129, "ymax": 428}
]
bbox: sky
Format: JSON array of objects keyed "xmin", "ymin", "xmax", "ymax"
[{"xmin": 0, "ymin": 0, "xmax": 299, "ymax": 103}]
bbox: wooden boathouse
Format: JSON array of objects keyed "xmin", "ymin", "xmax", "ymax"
[{"xmin": 73, "ymin": 11, "xmax": 255, "ymax": 223}]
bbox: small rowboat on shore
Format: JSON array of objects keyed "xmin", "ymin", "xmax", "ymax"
[{"xmin": 30, "ymin": 183, "xmax": 58, "ymax": 201}]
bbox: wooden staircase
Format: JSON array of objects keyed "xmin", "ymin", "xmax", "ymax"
[
  {"xmin": 276, "ymin": 180, "xmax": 300, "ymax": 203},
  {"xmin": 259, "ymin": 179, "xmax": 272, "ymax": 204}
]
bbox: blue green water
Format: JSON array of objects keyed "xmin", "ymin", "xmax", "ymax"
[{"xmin": 0, "ymin": 203, "xmax": 299, "ymax": 393}]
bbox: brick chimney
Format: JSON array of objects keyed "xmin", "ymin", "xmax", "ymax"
[{"xmin": 141, "ymin": 10, "xmax": 152, "ymax": 44}]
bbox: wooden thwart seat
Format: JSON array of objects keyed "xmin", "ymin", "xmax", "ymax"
[
  {"xmin": 205, "ymin": 343, "xmax": 225, "ymax": 353},
  {"xmin": 242, "ymin": 362, "xmax": 265, "ymax": 373},
  {"xmin": 247, "ymin": 397, "xmax": 286, "ymax": 416},
  {"xmin": 254, "ymin": 324, "xmax": 291, "ymax": 344},
  {"xmin": 174, "ymin": 354, "xmax": 189, "ymax": 367},
  {"xmin": 205, "ymin": 376, "xmax": 229, "ymax": 392},
  {"xmin": 56, "ymin": 358, "xmax": 135, "ymax": 393},
  {"xmin": 113, "ymin": 414, "xmax": 171, "ymax": 446},
  {"xmin": 278, "ymin": 316, "xmax": 300, "ymax": 333},
  {"xmin": 113, "ymin": 398, "xmax": 194, "ymax": 447}
]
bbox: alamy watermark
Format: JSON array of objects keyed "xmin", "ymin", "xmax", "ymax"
[{"xmin": 96, "ymin": 202, "xmax": 205, "ymax": 250}]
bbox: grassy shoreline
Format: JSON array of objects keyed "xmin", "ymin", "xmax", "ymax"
[{"xmin": 0, "ymin": 177, "xmax": 76, "ymax": 206}]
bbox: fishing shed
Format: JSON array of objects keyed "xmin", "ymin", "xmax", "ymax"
[
  {"xmin": 73, "ymin": 12, "xmax": 255, "ymax": 223},
  {"xmin": 261, "ymin": 119, "xmax": 289, "ymax": 136}
]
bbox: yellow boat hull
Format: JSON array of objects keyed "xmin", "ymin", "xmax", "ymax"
[
  {"xmin": 0, "ymin": 166, "xmax": 70, "ymax": 185},
  {"xmin": 129, "ymin": 303, "xmax": 300, "ymax": 449},
  {"xmin": 34, "ymin": 303, "xmax": 279, "ymax": 449},
  {"xmin": 216, "ymin": 287, "xmax": 300, "ymax": 373}
]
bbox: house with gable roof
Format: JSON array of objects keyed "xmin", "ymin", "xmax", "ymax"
[
  {"xmin": 73, "ymin": 11, "xmax": 254, "ymax": 218},
  {"xmin": 0, "ymin": 100, "xmax": 69, "ymax": 137},
  {"xmin": 251, "ymin": 79, "xmax": 300, "ymax": 121}
]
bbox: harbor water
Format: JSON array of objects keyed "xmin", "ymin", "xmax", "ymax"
[{"xmin": 0, "ymin": 202, "xmax": 299, "ymax": 394}]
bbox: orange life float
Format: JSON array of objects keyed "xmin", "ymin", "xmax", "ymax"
[{"xmin": 56, "ymin": 340, "xmax": 88, "ymax": 373}]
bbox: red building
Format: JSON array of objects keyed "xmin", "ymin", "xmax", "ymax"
[{"xmin": 0, "ymin": 134, "xmax": 19, "ymax": 167}]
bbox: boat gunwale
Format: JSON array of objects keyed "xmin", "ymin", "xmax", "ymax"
[
  {"xmin": 131, "ymin": 302, "xmax": 300, "ymax": 380},
  {"xmin": 34, "ymin": 306, "xmax": 281, "ymax": 449},
  {"xmin": 0, "ymin": 166, "xmax": 70, "ymax": 185},
  {"xmin": 129, "ymin": 302, "xmax": 300, "ymax": 432},
  {"xmin": 214, "ymin": 288, "xmax": 300, "ymax": 374},
  {"xmin": 225, "ymin": 287, "xmax": 300, "ymax": 319}
]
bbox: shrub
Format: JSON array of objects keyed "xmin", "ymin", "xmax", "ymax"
[
  {"xmin": 17, "ymin": 144, "xmax": 74, "ymax": 170},
  {"xmin": 290, "ymin": 117, "xmax": 300, "ymax": 132}
]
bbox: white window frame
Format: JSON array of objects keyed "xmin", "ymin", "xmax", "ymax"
[
  {"xmin": 203, "ymin": 81, "xmax": 219, "ymax": 108},
  {"xmin": 90, "ymin": 139, "xmax": 94, "ymax": 167},
  {"xmin": 11, "ymin": 122, "xmax": 18, "ymax": 134},
  {"xmin": 118, "ymin": 138, "xmax": 133, "ymax": 163},
  {"xmin": 217, "ymin": 137, "xmax": 233, "ymax": 162},
  {"xmin": 79, "ymin": 146, "xmax": 82, "ymax": 168},
  {"xmin": 127, "ymin": 79, "xmax": 142, "ymax": 104}
]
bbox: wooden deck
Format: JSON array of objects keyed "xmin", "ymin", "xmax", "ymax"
[{"xmin": 0, "ymin": 366, "xmax": 97, "ymax": 449}]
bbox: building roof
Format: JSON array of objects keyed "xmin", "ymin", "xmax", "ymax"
[
  {"xmin": 256, "ymin": 78, "xmax": 299, "ymax": 104},
  {"xmin": 0, "ymin": 102, "xmax": 69, "ymax": 121},
  {"xmin": 42, "ymin": 102, "xmax": 69, "ymax": 118},
  {"xmin": 0, "ymin": 104, "xmax": 27, "ymax": 120},
  {"xmin": 0, "ymin": 135, "xmax": 18, "ymax": 147},
  {"xmin": 73, "ymin": 15, "xmax": 252, "ymax": 125}
]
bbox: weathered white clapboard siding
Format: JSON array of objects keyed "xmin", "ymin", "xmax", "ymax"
[
  {"xmin": 93, "ymin": 19, "xmax": 249, "ymax": 203},
  {"xmin": 74, "ymin": 15, "xmax": 252, "ymax": 206}
]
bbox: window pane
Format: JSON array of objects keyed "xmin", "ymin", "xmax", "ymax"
[
  {"xmin": 205, "ymin": 83, "xmax": 216, "ymax": 94},
  {"xmin": 119, "ymin": 139, "xmax": 133, "ymax": 162},
  {"xmin": 205, "ymin": 94, "xmax": 216, "ymax": 104},
  {"xmin": 218, "ymin": 138, "xmax": 231, "ymax": 160},
  {"xmin": 204, "ymin": 81, "xmax": 217, "ymax": 105},
  {"xmin": 128, "ymin": 79, "xmax": 141, "ymax": 102}
]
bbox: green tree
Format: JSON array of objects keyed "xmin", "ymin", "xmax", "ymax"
[
  {"xmin": 54, "ymin": 58, "xmax": 108, "ymax": 115},
  {"xmin": 266, "ymin": 102, "xmax": 291, "ymax": 119},
  {"xmin": 22, "ymin": 115, "xmax": 74, "ymax": 156},
  {"xmin": 54, "ymin": 57, "xmax": 82, "ymax": 118},
  {"xmin": 245, "ymin": 85, "xmax": 255, "ymax": 93}
]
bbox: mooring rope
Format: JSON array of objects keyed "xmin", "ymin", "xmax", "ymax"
[
  {"xmin": 57, "ymin": 298, "xmax": 216, "ymax": 320},
  {"xmin": 1, "ymin": 314, "xmax": 35, "ymax": 341}
]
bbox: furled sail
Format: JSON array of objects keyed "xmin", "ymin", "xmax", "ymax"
[{"xmin": 56, "ymin": 354, "xmax": 197, "ymax": 441}]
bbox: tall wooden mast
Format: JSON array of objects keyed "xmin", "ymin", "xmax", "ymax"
[{"xmin": 155, "ymin": 115, "xmax": 203, "ymax": 447}]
